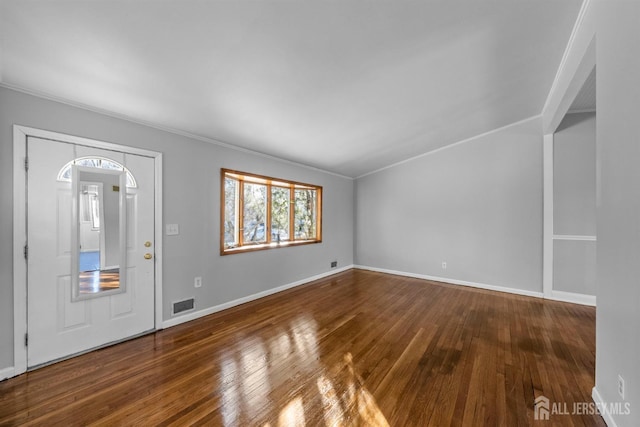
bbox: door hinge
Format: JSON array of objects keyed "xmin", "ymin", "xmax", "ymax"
[
  {"xmin": 24, "ymin": 157, "xmax": 29, "ymax": 171},
  {"xmin": 25, "ymin": 333, "xmax": 28, "ymax": 347},
  {"xmin": 24, "ymin": 244, "xmax": 28, "ymax": 260}
]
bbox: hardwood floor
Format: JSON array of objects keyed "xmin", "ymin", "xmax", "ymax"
[{"xmin": 0, "ymin": 269, "xmax": 604, "ymax": 426}]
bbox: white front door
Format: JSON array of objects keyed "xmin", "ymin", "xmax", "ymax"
[{"xmin": 27, "ymin": 136, "xmax": 156, "ymax": 367}]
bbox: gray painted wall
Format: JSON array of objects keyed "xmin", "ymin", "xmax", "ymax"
[
  {"xmin": 595, "ymin": 2, "xmax": 640, "ymax": 426},
  {"xmin": 553, "ymin": 112, "xmax": 596, "ymax": 296},
  {"xmin": 554, "ymin": 112, "xmax": 596, "ymax": 235},
  {"xmin": 0, "ymin": 87, "xmax": 354, "ymax": 370},
  {"xmin": 552, "ymin": 239, "xmax": 596, "ymax": 295},
  {"xmin": 355, "ymin": 117, "xmax": 543, "ymax": 293}
]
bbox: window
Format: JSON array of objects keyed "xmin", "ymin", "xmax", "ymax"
[
  {"xmin": 58, "ymin": 156, "xmax": 137, "ymax": 188},
  {"xmin": 221, "ymin": 169, "xmax": 322, "ymax": 254}
]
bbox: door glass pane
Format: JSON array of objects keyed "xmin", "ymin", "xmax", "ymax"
[
  {"xmin": 243, "ymin": 183, "xmax": 267, "ymax": 244},
  {"xmin": 271, "ymin": 186, "xmax": 290, "ymax": 242}
]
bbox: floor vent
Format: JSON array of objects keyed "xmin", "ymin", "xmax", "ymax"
[{"xmin": 173, "ymin": 298, "xmax": 195, "ymax": 315}]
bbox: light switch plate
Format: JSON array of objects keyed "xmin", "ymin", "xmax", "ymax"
[{"xmin": 166, "ymin": 224, "xmax": 179, "ymax": 236}]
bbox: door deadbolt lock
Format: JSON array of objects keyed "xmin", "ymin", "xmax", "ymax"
[{"xmin": 144, "ymin": 241, "xmax": 152, "ymax": 247}]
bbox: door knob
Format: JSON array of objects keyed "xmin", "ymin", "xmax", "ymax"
[{"xmin": 144, "ymin": 253, "xmax": 153, "ymax": 260}]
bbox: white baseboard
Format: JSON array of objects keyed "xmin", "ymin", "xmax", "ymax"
[
  {"xmin": 0, "ymin": 366, "xmax": 15, "ymax": 381},
  {"xmin": 354, "ymin": 265, "xmax": 544, "ymax": 299},
  {"xmin": 550, "ymin": 290, "xmax": 596, "ymax": 306},
  {"xmin": 592, "ymin": 386, "xmax": 619, "ymax": 427},
  {"xmin": 162, "ymin": 265, "xmax": 354, "ymax": 328}
]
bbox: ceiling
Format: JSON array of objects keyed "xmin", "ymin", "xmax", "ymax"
[{"xmin": 0, "ymin": 1, "xmax": 583, "ymax": 178}]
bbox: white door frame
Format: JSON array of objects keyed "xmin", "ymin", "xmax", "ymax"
[
  {"xmin": 542, "ymin": 133, "xmax": 554, "ymax": 300},
  {"xmin": 13, "ymin": 125, "xmax": 164, "ymax": 376}
]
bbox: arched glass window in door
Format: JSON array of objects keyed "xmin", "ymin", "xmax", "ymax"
[{"xmin": 57, "ymin": 156, "xmax": 137, "ymax": 188}]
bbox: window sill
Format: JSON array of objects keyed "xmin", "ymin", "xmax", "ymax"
[{"xmin": 221, "ymin": 239, "xmax": 321, "ymax": 255}]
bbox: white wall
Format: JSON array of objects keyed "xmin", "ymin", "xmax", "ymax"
[
  {"xmin": 553, "ymin": 112, "xmax": 596, "ymax": 296},
  {"xmin": 355, "ymin": 117, "xmax": 543, "ymax": 293},
  {"xmin": 594, "ymin": 2, "xmax": 640, "ymax": 426},
  {"xmin": 0, "ymin": 86, "xmax": 354, "ymax": 371}
]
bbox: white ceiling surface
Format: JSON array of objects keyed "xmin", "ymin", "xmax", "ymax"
[
  {"xmin": 0, "ymin": 1, "xmax": 583, "ymax": 178},
  {"xmin": 568, "ymin": 67, "xmax": 596, "ymax": 112}
]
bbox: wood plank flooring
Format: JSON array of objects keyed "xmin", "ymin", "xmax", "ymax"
[{"xmin": 0, "ymin": 269, "xmax": 605, "ymax": 426}]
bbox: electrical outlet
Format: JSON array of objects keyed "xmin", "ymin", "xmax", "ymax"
[
  {"xmin": 331, "ymin": 261, "xmax": 338, "ymax": 268},
  {"xmin": 442, "ymin": 262, "xmax": 447, "ymax": 269},
  {"xmin": 618, "ymin": 375, "xmax": 625, "ymax": 399},
  {"xmin": 194, "ymin": 277, "xmax": 202, "ymax": 288}
]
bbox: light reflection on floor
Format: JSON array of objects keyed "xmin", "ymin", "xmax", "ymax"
[
  {"xmin": 220, "ymin": 358, "xmax": 239, "ymax": 427},
  {"xmin": 220, "ymin": 315, "xmax": 389, "ymax": 427},
  {"xmin": 79, "ymin": 268, "xmax": 120, "ymax": 294},
  {"xmin": 241, "ymin": 340, "xmax": 271, "ymax": 419},
  {"xmin": 280, "ymin": 397, "xmax": 306, "ymax": 426}
]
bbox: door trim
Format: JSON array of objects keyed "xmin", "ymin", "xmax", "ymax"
[
  {"xmin": 13, "ymin": 125, "xmax": 163, "ymax": 376},
  {"xmin": 542, "ymin": 133, "xmax": 554, "ymax": 299}
]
